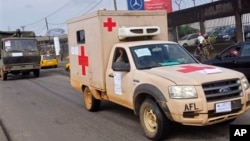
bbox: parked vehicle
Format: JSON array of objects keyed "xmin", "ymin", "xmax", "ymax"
[
  {"xmin": 202, "ymin": 41, "xmax": 250, "ymax": 79},
  {"xmin": 40, "ymin": 54, "xmax": 58, "ymax": 68},
  {"xmin": 207, "ymin": 26, "xmax": 228, "ymax": 44},
  {"xmin": 65, "ymin": 63, "xmax": 70, "ymax": 72},
  {"xmin": 178, "ymin": 33, "xmax": 198, "ymax": 47},
  {"xmin": 216, "ymin": 26, "xmax": 236, "ymax": 43},
  {"xmin": 215, "ymin": 25, "xmax": 250, "ymax": 43},
  {"xmin": 244, "ymin": 25, "xmax": 250, "ymax": 41}
]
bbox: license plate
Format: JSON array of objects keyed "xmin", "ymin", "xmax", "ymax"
[{"xmin": 215, "ymin": 101, "xmax": 231, "ymax": 113}]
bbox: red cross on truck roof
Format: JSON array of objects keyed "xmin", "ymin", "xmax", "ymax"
[{"xmin": 177, "ymin": 65, "xmax": 214, "ymax": 73}]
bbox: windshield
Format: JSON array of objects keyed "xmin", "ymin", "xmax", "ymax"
[
  {"xmin": 130, "ymin": 43, "xmax": 197, "ymax": 69},
  {"xmin": 4, "ymin": 39, "xmax": 38, "ymax": 52},
  {"xmin": 179, "ymin": 35, "xmax": 188, "ymax": 40},
  {"xmin": 43, "ymin": 54, "xmax": 56, "ymax": 60},
  {"xmin": 222, "ymin": 27, "xmax": 235, "ymax": 35}
]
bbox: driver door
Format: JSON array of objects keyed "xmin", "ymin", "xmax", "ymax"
[{"xmin": 106, "ymin": 47, "xmax": 134, "ymax": 109}]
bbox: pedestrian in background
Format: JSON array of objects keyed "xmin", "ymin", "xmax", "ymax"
[
  {"xmin": 194, "ymin": 31, "xmax": 204, "ymax": 58},
  {"xmin": 59, "ymin": 48, "xmax": 64, "ymax": 61},
  {"xmin": 202, "ymin": 33, "xmax": 214, "ymax": 60}
]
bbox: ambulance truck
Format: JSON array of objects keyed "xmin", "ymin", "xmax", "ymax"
[{"xmin": 67, "ymin": 10, "xmax": 250, "ymax": 140}]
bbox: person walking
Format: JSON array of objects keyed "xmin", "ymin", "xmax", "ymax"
[
  {"xmin": 202, "ymin": 33, "xmax": 214, "ymax": 60},
  {"xmin": 59, "ymin": 48, "xmax": 64, "ymax": 61},
  {"xmin": 194, "ymin": 31, "xmax": 204, "ymax": 58}
]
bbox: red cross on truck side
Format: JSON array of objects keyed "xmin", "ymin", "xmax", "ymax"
[
  {"xmin": 177, "ymin": 65, "xmax": 214, "ymax": 73},
  {"xmin": 103, "ymin": 17, "xmax": 116, "ymax": 32},
  {"xmin": 78, "ymin": 46, "xmax": 89, "ymax": 75}
]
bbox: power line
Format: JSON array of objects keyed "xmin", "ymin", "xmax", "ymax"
[{"xmin": 31, "ymin": 0, "xmax": 103, "ymax": 35}]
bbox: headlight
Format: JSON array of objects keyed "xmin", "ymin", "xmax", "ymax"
[
  {"xmin": 241, "ymin": 77, "xmax": 250, "ymax": 90},
  {"xmin": 169, "ymin": 86, "xmax": 197, "ymax": 99}
]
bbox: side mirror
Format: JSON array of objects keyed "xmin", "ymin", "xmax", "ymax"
[{"xmin": 112, "ymin": 62, "xmax": 130, "ymax": 72}]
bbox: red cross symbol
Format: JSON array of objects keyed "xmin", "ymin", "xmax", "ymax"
[
  {"xmin": 177, "ymin": 65, "xmax": 214, "ymax": 73},
  {"xmin": 78, "ymin": 46, "xmax": 89, "ymax": 75},
  {"xmin": 103, "ymin": 17, "xmax": 116, "ymax": 32}
]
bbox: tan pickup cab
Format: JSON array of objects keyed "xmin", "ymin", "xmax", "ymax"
[{"xmin": 67, "ymin": 10, "xmax": 250, "ymax": 140}]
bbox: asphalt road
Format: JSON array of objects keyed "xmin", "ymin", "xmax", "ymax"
[{"xmin": 0, "ymin": 61, "xmax": 249, "ymax": 141}]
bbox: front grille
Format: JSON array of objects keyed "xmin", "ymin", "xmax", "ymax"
[
  {"xmin": 3, "ymin": 56, "xmax": 40, "ymax": 64},
  {"xmin": 202, "ymin": 79, "xmax": 242, "ymax": 102}
]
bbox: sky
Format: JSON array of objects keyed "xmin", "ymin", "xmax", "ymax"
[{"xmin": 0, "ymin": 0, "xmax": 216, "ymax": 36}]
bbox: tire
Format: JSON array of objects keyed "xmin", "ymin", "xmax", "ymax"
[
  {"xmin": 33, "ymin": 69, "xmax": 40, "ymax": 78},
  {"xmin": 183, "ymin": 43, "xmax": 188, "ymax": 48},
  {"xmin": 2, "ymin": 73, "xmax": 7, "ymax": 81},
  {"xmin": 139, "ymin": 98, "xmax": 170, "ymax": 141},
  {"xmin": 0, "ymin": 69, "xmax": 7, "ymax": 81},
  {"xmin": 83, "ymin": 87, "xmax": 100, "ymax": 112}
]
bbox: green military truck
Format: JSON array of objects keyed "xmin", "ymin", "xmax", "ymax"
[{"xmin": 0, "ymin": 29, "xmax": 41, "ymax": 80}]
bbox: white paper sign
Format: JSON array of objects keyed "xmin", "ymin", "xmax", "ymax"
[
  {"xmin": 114, "ymin": 72, "xmax": 122, "ymax": 95},
  {"xmin": 71, "ymin": 47, "xmax": 79, "ymax": 55},
  {"xmin": 5, "ymin": 40, "xmax": 11, "ymax": 47},
  {"xmin": 12, "ymin": 52, "xmax": 23, "ymax": 57},
  {"xmin": 135, "ymin": 48, "xmax": 151, "ymax": 57},
  {"xmin": 199, "ymin": 68, "xmax": 222, "ymax": 74}
]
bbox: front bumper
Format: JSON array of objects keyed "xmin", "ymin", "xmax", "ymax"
[{"xmin": 162, "ymin": 88, "xmax": 250, "ymax": 126}]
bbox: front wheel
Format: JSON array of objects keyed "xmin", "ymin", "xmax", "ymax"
[
  {"xmin": 0, "ymin": 69, "xmax": 7, "ymax": 81},
  {"xmin": 139, "ymin": 99, "xmax": 170, "ymax": 141},
  {"xmin": 83, "ymin": 87, "xmax": 100, "ymax": 112},
  {"xmin": 33, "ymin": 69, "xmax": 40, "ymax": 78}
]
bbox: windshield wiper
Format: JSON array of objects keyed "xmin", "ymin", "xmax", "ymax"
[
  {"xmin": 6, "ymin": 49, "xmax": 23, "ymax": 52},
  {"xmin": 140, "ymin": 64, "xmax": 162, "ymax": 69}
]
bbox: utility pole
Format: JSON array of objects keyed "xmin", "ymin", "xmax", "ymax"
[
  {"xmin": 192, "ymin": 0, "xmax": 196, "ymax": 6},
  {"xmin": 113, "ymin": 0, "xmax": 117, "ymax": 10},
  {"xmin": 45, "ymin": 18, "xmax": 49, "ymax": 30},
  {"xmin": 45, "ymin": 18, "xmax": 52, "ymax": 54}
]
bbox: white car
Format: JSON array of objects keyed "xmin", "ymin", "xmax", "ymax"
[{"xmin": 178, "ymin": 33, "xmax": 198, "ymax": 47}]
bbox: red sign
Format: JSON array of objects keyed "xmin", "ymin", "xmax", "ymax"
[
  {"xmin": 144, "ymin": 0, "xmax": 172, "ymax": 13},
  {"xmin": 78, "ymin": 46, "xmax": 89, "ymax": 75},
  {"xmin": 103, "ymin": 17, "xmax": 116, "ymax": 32},
  {"xmin": 177, "ymin": 65, "xmax": 214, "ymax": 73}
]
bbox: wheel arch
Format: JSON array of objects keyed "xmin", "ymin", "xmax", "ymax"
[{"xmin": 133, "ymin": 84, "xmax": 173, "ymax": 120}]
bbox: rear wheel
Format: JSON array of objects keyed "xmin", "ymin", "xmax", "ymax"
[
  {"xmin": 83, "ymin": 87, "xmax": 100, "ymax": 112},
  {"xmin": 139, "ymin": 98, "xmax": 170, "ymax": 141},
  {"xmin": 183, "ymin": 43, "xmax": 188, "ymax": 48}
]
